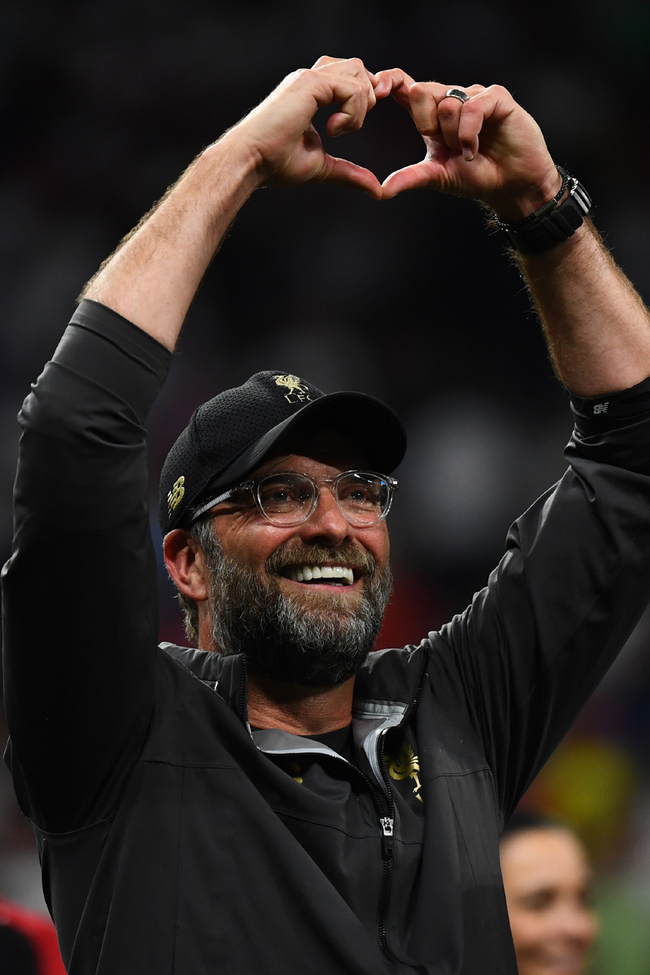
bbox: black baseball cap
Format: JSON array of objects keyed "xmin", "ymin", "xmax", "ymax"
[{"xmin": 159, "ymin": 369, "xmax": 407, "ymax": 534}]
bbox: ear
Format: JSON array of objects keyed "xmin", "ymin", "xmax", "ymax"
[{"xmin": 163, "ymin": 528, "xmax": 210, "ymax": 602}]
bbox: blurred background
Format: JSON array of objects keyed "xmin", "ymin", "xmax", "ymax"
[{"xmin": 1, "ymin": 0, "xmax": 650, "ymax": 970}]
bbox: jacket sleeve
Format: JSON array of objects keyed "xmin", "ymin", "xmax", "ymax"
[
  {"xmin": 429, "ymin": 378, "xmax": 650, "ymax": 820},
  {"xmin": 2, "ymin": 299, "xmax": 172, "ymax": 833}
]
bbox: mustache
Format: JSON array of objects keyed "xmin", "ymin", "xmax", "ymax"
[{"xmin": 266, "ymin": 541, "xmax": 377, "ymax": 577}]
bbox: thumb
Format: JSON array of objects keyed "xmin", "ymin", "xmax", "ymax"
[
  {"xmin": 321, "ymin": 154, "xmax": 383, "ymax": 199},
  {"xmin": 382, "ymin": 161, "xmax": 444, "ymax": 199}
]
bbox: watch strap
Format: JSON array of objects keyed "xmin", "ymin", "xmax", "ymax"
[{"xmin": 494, "ymin": 173, "xmax": 592, "ymax": 255}]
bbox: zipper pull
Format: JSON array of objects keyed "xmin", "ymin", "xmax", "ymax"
[
  {"xmin": 380, "ymin": 817, "xmax": 394, "ymax": 859},
  {"xmin": 380, "ymin": 817, "xmax": 394, "ymax": 836}
]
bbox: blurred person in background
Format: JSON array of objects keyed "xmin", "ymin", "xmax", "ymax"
[
  {"xmin": 4, "ymin": 54, "xmax": 650, "ymax": 975},
  {"xmin": 0, "ymin": 896, "xmax": 65, "ymax": 975},
  {"xmin": 524, "ymin": 738, "xmax": 650, "ymax": 975},
  {"xmin": 501, "ymin": 811, "xmax": 597, "ymax": 975}
]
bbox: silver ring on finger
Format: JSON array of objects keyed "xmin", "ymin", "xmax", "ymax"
[{"xmin": 444, "ymin": 88, "xmax": 470, "ymax": 104}]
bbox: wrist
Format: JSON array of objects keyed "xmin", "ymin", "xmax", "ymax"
[
  {"xmin": 200, "ymin": 131, "xmax": 266, "ymax": 198},
  {"xmin": 492, "ymin": 167, "xmax": 563, "ymax": 224},
  {"xmin": 490, "ymin": 168, "xmax": 592, "ymax": 256}
]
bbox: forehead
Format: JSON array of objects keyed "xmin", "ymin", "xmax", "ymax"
[{"xmin": 501, "ymin": 828, "xmax": 589, "ymax": 890}]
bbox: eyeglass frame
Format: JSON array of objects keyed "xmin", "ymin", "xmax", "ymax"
[{"xmin": 190, "ymin": 469, "xmax": 399, "ymax": 527}]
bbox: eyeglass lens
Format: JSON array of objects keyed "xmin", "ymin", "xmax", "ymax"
[{"xmin": 256, "ymin": 472, "xmax": 390, "ymax": 526}]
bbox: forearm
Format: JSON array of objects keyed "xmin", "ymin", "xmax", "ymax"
[
  {"xmin": 81, "ymin": 135, "xmax": 260, "ymax": 351},
  {"xmin": 518, "ymin": 220, "xmax": 650, "ymax": 396},
  {"xmin": 81, "ymin": 58, "xmax": 385, "ymax": 352}
]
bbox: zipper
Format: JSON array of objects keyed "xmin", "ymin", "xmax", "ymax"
[
  {"xmin": 238, "ymin": 655, "xmax": 248, "ymax": 726},
  {"xmin": 376, "ymin": 729, "xmax": 396, "ymax": 960},
  {"xmin": 319, "ymin": 745, "xmax": 395, "ymax": 960},
  {"xmin": 246, "ymin": 647, "xmax": 431, "ymax": 963},
  {"xmin": 402, "ymin": 645, "xmax": 431, "ymax": 725}
]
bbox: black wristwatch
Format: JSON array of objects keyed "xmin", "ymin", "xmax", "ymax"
[{"xmin": 493, "ymin": 167, "xmax": 592, "ymax": 255}]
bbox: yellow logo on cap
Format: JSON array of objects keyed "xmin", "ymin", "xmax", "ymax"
[
  {"xmin": 274, "ymin": 374, "xmax": 312, "ymax": 405},
  {"xmin": 167, "ymin": 475, "xmax": 186, "ymax": 515}
]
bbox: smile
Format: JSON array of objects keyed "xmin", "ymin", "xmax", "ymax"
[{"xmin": 282, "ymin": 565, "xmax": 355, "ymax": 585}]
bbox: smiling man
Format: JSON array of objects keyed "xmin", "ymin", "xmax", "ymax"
[
  {"xmin": 160, "ymin": 377, "xmax": 402, "ymax": 722},
  {"xmin": 4, "ymin": 56, "xmax": 650, "ymax": 975}
]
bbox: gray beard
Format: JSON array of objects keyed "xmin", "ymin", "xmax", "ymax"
[{"xmin": 201, "ymin": 528, "xmax": 392, "ymax": 687}]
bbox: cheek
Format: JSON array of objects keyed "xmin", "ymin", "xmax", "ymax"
[
  {"xmin": 508, "ymin": 910, "xmax": 550, "ymax": 957},
  {"xmin": 216, "ymin": 520, "xmax": 296, "ymax": 569},
  {"xmin": 359, "ymin": 523, "xmax": 390, "ymax": 567}
]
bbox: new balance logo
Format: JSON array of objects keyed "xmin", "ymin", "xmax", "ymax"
[{"xmin": 593, "ymin": 402, "xmax": 609, "ymax": 415}]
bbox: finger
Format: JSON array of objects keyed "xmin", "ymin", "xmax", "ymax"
[
  {"xmin": 456, "ymin": 105, "xmax": 481, "ymax": 161},
  {"xmin": 436, "ymin": 92, "xmax": 464, "ymax": 150},
  {"xmin": 404, "ymin": 82, "xmax": 441, "ymax": 137},
  {"xmin": 311, "ymin": 54, "xmax": 345, "ymax": 68},
  {"xmin": 407, "ymin": 82, "xmax": 486, "ymax": 142},
  {"xmin": 311, "ymin": 54, "xmax": 377, "ymax": 105},
  {"xmin": 455, "ymin": 84, "xmax": 511, "ymax": 161},
  {"xmin": 306, "ymin": 57, "xmax": 379, "ymax": 136},
  {"xmin": 373, "ymin": 67, "xmax": 418, "ymax": 102},
  {"xmin": 324, "ymin": 73, "xmax": 377, "ymax": 136}
]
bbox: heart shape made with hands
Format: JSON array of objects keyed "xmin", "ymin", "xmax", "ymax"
[
  {"xmin": 307, "ymin": 68, "xmax": 556, "ymax": 219},
  {"xmin": 321, "ymin": 78, "xmax": 485, "ymax": 201}
]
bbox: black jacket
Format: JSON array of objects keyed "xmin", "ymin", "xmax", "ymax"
[{"xmin": 4, "ymin": 299, "xmax": 650, "ymax": 975}]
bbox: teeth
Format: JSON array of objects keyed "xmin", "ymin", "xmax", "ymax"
[{"xmin": 284, "ymin": 565, "xmax": 355, "ymax": 585}]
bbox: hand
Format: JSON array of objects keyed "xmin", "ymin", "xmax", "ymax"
[
  {"xmin": 377, "ymin": 70, "xmax": 560, "ymax": 220},
  {"xmin": 226, "ymin": 56, "xmax": 389, "ymax": 199}
]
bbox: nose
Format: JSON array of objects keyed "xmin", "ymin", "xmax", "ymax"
[
  {"xmin": 298, "ymin": 484, "xmax": 353, "ymax": 546},
  {"xmin": 559, "ymin": 903, "xmax": 598, "ymax": 949}
]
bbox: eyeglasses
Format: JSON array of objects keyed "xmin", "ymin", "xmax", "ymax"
[{"xmin": 193, "ymin": 470, "xmax": 398, "ymax": 527}]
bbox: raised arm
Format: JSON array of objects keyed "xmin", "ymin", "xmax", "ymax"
[
  {"xmin": 373, "ymin": 72, "xmax": 650, "ymax": 812},
  {"xmin": 378, "ymin": 72, "xmax": 650, "ymax": 395},
  {"xmin": 82, "ymin": 56, "xmax": 387, "ymax": 351},
  {"xmin": 2, "ymin": 57, "xmax": 387, "ymax": 832}
]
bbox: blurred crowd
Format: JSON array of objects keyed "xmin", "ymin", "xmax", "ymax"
[{"xmin": 1, "ymin": 0, "xmax": 650, "ymax": 970}]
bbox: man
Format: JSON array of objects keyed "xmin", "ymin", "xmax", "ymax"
[{"xmin": 3, "ymin": 55, "xmax": 650, "ymax": 975}]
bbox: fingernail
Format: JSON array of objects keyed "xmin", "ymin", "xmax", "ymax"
[{"xmin": 462, "ymin": 147, "xmax": 474, "ymax": 162}]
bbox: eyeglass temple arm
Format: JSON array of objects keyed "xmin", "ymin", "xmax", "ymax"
[{"xmin": 190, "ymin": 481, "xmax": 255, "ymax": 522}]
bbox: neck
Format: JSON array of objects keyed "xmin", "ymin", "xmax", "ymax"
[{"xmin": 246, "ymin": 671, "xmax": 355, "ymax": 736}]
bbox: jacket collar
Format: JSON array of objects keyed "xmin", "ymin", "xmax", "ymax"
[
  {"xmin": 160, "ymin": 642, "xmax": 429, "ymax": 790},
  {"xmin": 160, "ymin": 642, "xmax": 429, "ymax": 733}
]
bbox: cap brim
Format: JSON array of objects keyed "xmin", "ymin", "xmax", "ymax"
[{"xmin": 192, "ymin": 390, "xmax": 406, "ymax": 517}]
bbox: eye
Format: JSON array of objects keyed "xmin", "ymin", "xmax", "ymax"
[
  {"xmin": 348, "ymin": 487, "xmax": 375, "ymax": 504},
  {"xmin": 257, "ymin": 476, "xmax": 312, "ymax": 511},
  {"xmin": 338, "ymin": 476, "xmax": 383, "ymax": 508},
  {"xmin": 521, "ymin": 888, "xmax": 556, "ymax": 912}
]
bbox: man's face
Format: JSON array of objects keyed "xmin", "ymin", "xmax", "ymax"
[{"xmin": 201, "ymin": 446, "xmax": 392, "ymax": 685}]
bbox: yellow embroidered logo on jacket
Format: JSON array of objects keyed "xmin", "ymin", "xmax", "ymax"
[
  {"xmin": 274, "ymin": 374, "xmax": 312, "ymax": 405},
  {"xmin": 387, "ymin": 740, "xmax": 424, "ymax": 803}
]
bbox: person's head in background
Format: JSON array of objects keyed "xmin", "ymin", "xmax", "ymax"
[{"xmin": 500, "ymin": 810, "xmax": 598, "ymax": 975}]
